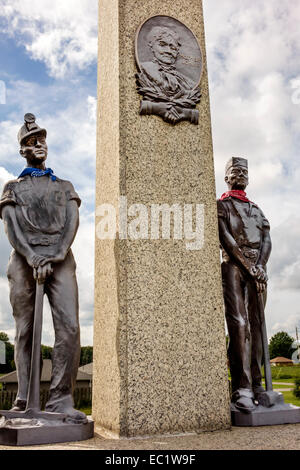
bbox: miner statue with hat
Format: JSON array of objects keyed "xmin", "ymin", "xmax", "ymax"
[
  {"xmin": 217, "ymin": 157, "xmax": 272, "ymax": 413},
  {"xmin": 0, "ymin": 114, "xmax": 87, "ymax": 424}
]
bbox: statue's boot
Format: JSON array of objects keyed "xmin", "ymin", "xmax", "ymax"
[
  {"xmin": 10, "ymin": 399, "xmax": 27, "ymax": 412},
  {"xmin": 232, "ymin": 388, "xmax": 256, "ymax": 413},
  {"xmin": 45, "ymin": 397, "xmax": 88, "ymax": 424},
  {"xmin": 253, "ymin": 384, "xmax": 265, "ymax": 400}
]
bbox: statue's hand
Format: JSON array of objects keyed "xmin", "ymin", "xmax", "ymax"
[
  {"xmin": 46, "ymin": 250, "xmax": 67, "ymax": 265},
  {"xmin": 33, "ymin": 263, "xmax": 53, "ymax": 284},
  {"xmin": 254, "ymin": 265, "xmax": 268, "ymax": 283},
  {"xmin": 27, "ymin": 253, "xmax": 51, "ymax": 269},
  {"xmin": 256, "ymin": 280, "xmax": 267, "ymax": 293},
  {"xmin": 250, "ymin": 265, "xmax": 268, "ymax": 293}
]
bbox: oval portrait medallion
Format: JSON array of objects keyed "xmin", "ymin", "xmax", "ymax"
[{"xmin": 135, "ymin": 15, "xmax": 203, "ymax": 125}]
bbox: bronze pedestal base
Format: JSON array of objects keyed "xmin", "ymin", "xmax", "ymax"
[
  {"xmin": 231, "ymin": 403, "xmax": 300, "ymax": 427},
  {"xmin": 0, "ymin": 414, "xmax": 94, "ymax": 446}
]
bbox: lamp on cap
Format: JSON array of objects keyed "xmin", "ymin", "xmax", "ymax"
[{"xmin": 18, "ymin": 113, "xmax": 47, "ymax": 146}]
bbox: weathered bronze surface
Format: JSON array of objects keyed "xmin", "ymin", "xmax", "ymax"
[
  {"xmin": 135, "ymin": 15, "xmax": 202, "ymax": 125},
  {"xmin": 218, "ymin": 158, "xmax": 273, "ymax": 412},
  {"xmin": 218, "ymin": 158, "xmax": 300, "ymax": 425},
  {"xmin": 0, "ymin": 114, "xmax": 93, "ymax": 444}
]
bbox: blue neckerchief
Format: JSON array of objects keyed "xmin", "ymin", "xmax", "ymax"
[{"xmin": 18, "ymin": 167, "xmax": 57, "ymax": 181}]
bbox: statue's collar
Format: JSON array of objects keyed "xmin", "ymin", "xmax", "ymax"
[
  {"xmin": 152, "ymin": 58, "xmax": 176, "ymax": 73},
  {"xmin": 220, "ymin": 190, "xmax": 253, "ymax": 204}
]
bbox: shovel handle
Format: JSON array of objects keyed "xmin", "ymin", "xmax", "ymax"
[
  {"xmin": 257, "ymin": 292, "xmax": 273, "ymax": 392},
  {"xmin": 26, "ymin": 281, "xmax": 45, "ymax": 411}
]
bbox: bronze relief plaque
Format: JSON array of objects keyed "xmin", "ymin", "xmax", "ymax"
[{"xmin": 135, "ymin": 15, "xmax": 203, "ymax": 125}]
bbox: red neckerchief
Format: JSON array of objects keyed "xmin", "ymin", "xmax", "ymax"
[{"xmin": 220, "ymin": 190, "xmax": 253, "ymax": 203}]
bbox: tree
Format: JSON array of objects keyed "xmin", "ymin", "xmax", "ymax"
[
  {"xmin": 41, "ymin": 345, "xmax": 53, "ymax": 360},
  {"xmin": 0, "ymin": 332, "xmax": 9, "ymax": 343},
  {"xmin": 269, "ymin": 331, "xmax": 295, "ymax": 360},
  {"xmin": 80, "ymin": 346, "xmax": 93, "ymax": 366}
]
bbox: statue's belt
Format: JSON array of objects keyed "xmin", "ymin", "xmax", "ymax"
[
  {"xmin": 28, "ymin": 235, "xmax": 61, "ymax": 246},
  {"xmin": 240, "ymin": 247, "xmax": 259, "ymax": 260}
]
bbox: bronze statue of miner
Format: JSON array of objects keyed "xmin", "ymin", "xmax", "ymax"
[
  {"xmin": 217, "ymin": 157, "xmax": 272, "ymax": 412},
  {"xmin": 0, "ymin": 113, "xmax": 86, "ymax": 423}
]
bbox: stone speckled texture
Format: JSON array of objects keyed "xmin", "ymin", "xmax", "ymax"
[
  {"xmin": 93, "ymin": 0, "xmax": 231, "ymax": 438},
  {"xmin": 1, "ymin": 424, "xmax": 300, "ymax": 450}
]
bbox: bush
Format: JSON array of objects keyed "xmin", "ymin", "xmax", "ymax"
[{"xmin": 293, "ymin": 378, "xmax": 300, "ymax": 399}]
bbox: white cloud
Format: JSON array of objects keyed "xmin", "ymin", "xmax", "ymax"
[
  {"xmin": 271, "ymin": 314, "xmax": 300, "ymax": 338},
  {"xmin": 0, "ymin": 0, "xmax": 98, "ymax": 79},
  {"xmin": 203, "ymin": 0, "xmax": 300, "ymax": 205},
  {"xmin": 0, "ymin": 82, "xmax": 97, "ymax": 205},
  {"xmin": 0, "ymin": 166, "xmax": 15, "ymax": 188},
  {"xmin": 268, "ymin": 216, "xmax": 300, "ymax": 290},
  {"xmin": 203, "ymin": 0, "xmax": 300, "ymax": 340}
]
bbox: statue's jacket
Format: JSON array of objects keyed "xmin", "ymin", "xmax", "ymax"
[
  {"xmin": 217, "ymin": 197, "xmax": 270, "ymax": 265},
  {"xmin": 0, "ymin": 175, "xmax": 81, "ymax": 255}
]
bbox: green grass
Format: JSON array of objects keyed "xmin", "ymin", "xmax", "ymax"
[
  {"xmin": 281, "ymin": 390, "xmax": 300, "ymax": 407},
  {"xmin": 228, "ymin": 366, "xmax": 300, "ymax": 381},
  {"xmin": 266, "ymin": 378, "xmax": 295, "ymax": 383},
  {"xmin": 263, "ymin": 365, "xmax": 300, "ymax": 380},
  {"xmin": 79, "ymin": 406, "xmax": 92, "ymax": 416}
]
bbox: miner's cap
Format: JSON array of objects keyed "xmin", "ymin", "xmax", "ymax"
[
  {"xmin": 18, "ymin": 113, "xmax": 47, "ymax": 146},
  {"xmin": 225, "ymin": 157, "xmax": 248, "ymax": 174}
]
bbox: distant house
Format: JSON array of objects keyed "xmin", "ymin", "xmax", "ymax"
[
  {"xmin": 79, "ymin": 363, "xmax": 93, "ymax": 376},
  {"xmin": 0, "ymin": 359, "xmax": 92, "ymax": 392},
  {"xmin": 270, "ymin": 357, "xmax": 294, "ymax": 367}
]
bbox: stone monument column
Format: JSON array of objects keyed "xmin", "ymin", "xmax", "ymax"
[{"xmin": 93, "ymin": 0, "xmax": 231, "ymax": 438}]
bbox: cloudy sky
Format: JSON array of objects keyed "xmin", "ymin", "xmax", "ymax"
[{"xmin": 0, "ymin": 0, "xmax": 300, "ymax": 346}]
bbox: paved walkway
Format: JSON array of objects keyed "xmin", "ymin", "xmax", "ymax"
[
  {"xmin": 274, "ymin": 388, "xmax": 293, "ymax": 392},
  {"xmin": 273, "ymin": 382, "xmax": 294, "ymax": 386},
  {"xmin": 1, "ymin": 423, "xmax": 300, "ymax": 451}
]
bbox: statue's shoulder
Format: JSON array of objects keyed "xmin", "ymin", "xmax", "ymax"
[
  {"xmin": 217, "ymin": 197, "xmax": 232, "ymax": 209},
  {"xmin": 55, "ymin": 178, "xmax": 81, "ymax": 207},
  {"xmin": 217, "ymin": 198, "xmax": 230, "ymax": 219},
  {"xmin": 252, "ymin": 203, "xmax": 270, "ymax": 228},
  {"xmin": 1, "ymin": 177, "xmax": 24, "ymax": 193},
  {"xmin": 55, "ymin": 177, "xmax": 76, "ymax": 189}
]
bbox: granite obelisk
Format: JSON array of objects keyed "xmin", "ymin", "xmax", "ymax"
[{"xmin": 93, "ymin": 0, "xmax": 231, "ymax": 438}]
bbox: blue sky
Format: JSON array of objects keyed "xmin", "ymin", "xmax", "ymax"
[{"xmin": 0, "ymin": 0, "xmax": 300, "ymax": 346}]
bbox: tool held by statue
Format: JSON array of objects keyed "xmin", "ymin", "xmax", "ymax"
[
  {"xmin": 255, "ymin": 280, "xmax": 284, "ymax": 408},
  {"xmin": 0, "ymin": 272, "xmax": 66, "ymax": 422}
]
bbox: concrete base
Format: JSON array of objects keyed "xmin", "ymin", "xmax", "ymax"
[
  {"xmin": 0, "ymin": 417, "xmax": 94, "ymax": 446},
  {"xmin": 231, "ymin": 403, "xmax": 300, "ymax": 427}
]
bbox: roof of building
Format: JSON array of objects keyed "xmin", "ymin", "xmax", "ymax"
[
  {"xmin": 270, "ymin": 357, "xmax": 293, "ymax": 363},
  {"xmin": 0, "ymin": 359, "xmax": 92, "ymax": 383},
  {"xmin": 78, "ymin": 363, "xmax": 93, "ymax": 375}
]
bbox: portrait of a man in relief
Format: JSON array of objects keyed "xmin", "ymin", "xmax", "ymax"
[{"xmin": 136, "ymin": 19, "xmax": 202, "ymax": 125}]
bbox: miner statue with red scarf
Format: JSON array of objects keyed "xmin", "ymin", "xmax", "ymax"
[{"xmin": 217, "ymin": 157, "xmax": 272, "ymax": 413}]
